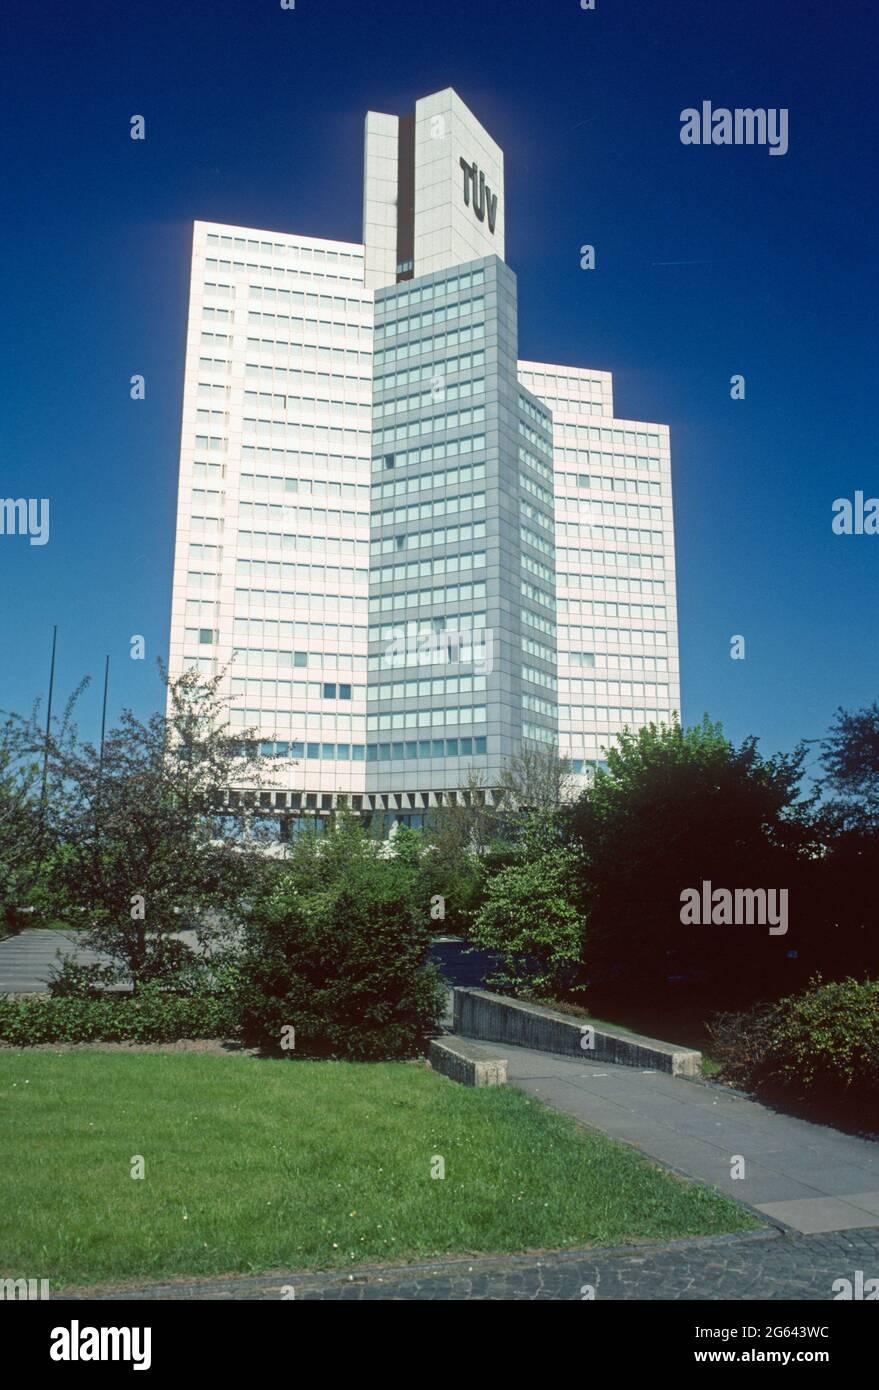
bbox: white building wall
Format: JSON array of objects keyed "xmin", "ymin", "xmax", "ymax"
[
  {"xmin": 413, "ymin": 89, "xmax": 505, "ymax": 277},
  {"xmin": 168, "ymin": 220, "xmax": 373, "ymax": 805},
  {"xmin": 518, "ymin": 361, "xmax": 681, "ymax": 788}
]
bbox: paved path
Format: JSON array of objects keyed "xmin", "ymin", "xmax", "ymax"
[
  {"xmin": 468, "ymin": 1037, "xmax": 879, "ymax": 1236},
  {"xmin": 0, "ymin": 930, "xmax": 491, "ymax": 996},
  {"xmin": 61, "ymin": 1227, "xmax": 879, "ymax": 1300},
  {"xmin": 0, "ymin": 928, "xmax": 201, "ymax": 993}
]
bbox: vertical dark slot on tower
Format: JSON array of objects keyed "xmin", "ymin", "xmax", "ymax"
[{"xmin": 395, "ymin": 113, "xmax": 415, "ymax": 281}]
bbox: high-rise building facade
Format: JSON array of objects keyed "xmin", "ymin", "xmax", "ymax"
[{"xmin": 168, "ymin": 88, "xmax": 679, "ymax": 826}]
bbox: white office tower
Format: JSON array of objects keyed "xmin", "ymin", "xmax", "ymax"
[{"xmin": 168, "ymin": 89, "xmax": 679, "ymax": 826}]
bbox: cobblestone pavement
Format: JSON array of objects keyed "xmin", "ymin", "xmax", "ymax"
[{"xmin": 60, "ymin": 1227, "xmax": 879, "ymax": 1300}]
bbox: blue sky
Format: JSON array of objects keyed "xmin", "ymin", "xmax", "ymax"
[{"xmin": 1, "ymin": 0, "xmax": 876, "ymax": 774}]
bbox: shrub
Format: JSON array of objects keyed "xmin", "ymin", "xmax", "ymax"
[
  {"xmin": 0, "ymin": 988, "xmax": 238, "ymax": 1046},
  {"xmin": 469, "ymin": 844, "xmax": 585, "ymax": 998},
  {"xmin": 709, "ymin": 976, "xmax": 879, "ymax": 1123},
  {"xmin": 759, "ymin": 976, "xmax": 879, "ymax": 1100},
  {"xmin": 234, "ymin": 818, "xmax": 445, "ymax": 1059}
]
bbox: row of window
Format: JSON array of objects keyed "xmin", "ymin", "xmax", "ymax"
[
  {"xmin": 243, "ymin": 336, "xmax": 371, "ymax": 368},
  {"xmin": 246, "ymin": 283, "xmax": 371, "ymax": 316},
  {"xmin": 521, "ymin": 525, "xmax": 556, "ymax": 559},
  {"xmin": 523, "ymin": 665, "xmax": 558, "ymax": 692},
  {"xmin": 522, "ymin": 721, "xmax": 557, "ymax": 745},
  {"xmin": 231, "ymin": 648, "xmax": 364, "ymax": 670},
  {"xmin": 368, "ymin": 706, "xmax": 487, "ymax": 731},
  {"xmin": 233, "ymin": 619, "xmax": 365, "ymax": 642},
  {"xmin": 240, "ymin": 444, "xmax": 370, "ymax": 470},
  {"xmin": 522, "ymin": 693, "xmax": 558, "ymax": 718},
  {"xmin": 566, "ymin": 653, "xmax": 671, "ymax": 672},
  {"xmin": 521, "ymin": 578, "xmax": 555, "ymax": 611},
  {"xmin": 370, "ymin": 521, "xmax": 486, "ymax": 555},
  {"xmin": 369, "ymin": 674, "xmax": 487, "ymax": 701},
  {"xmin": 558, "ymin": 523, "xmax": 663, "ymax": 546},
  {"xmin": 519, "ymin": 419, "xmax": 553, "ymax": 458},
  {"xmin": 373, "ymin": 404, "xmax": 485, "ymax": 448},
  {"xmin": 561, "ymin": 707, "xmax": 672, "ymax": 724},
  {"xmin": 373, "ymin": 491, "xmax": 485, "ymax": 528},
  {"xmin": 561, "ymin": 626, "xmax": 667, "ymax": 646},
  {"xmin": 244, "ymin": 418, "xmax": 371, "ymax": 443},
  {"xmin": 372, "ymin": 460, "xmax": 486, "ymax": 499},
  {"xmin": 521, "ymin": 607, "xmax": 556, "ymax": 638},
  {"xmin": 374, "ymin": 377, "xmax": 485, "ymax": 420},
  {"xmin": 375, "ymin": 296, "xmax": 484, "ymax": 341},
  {"xmin": 561, "ymin": 680, "xmax": 670, "ymax": 698},
  {"xmin": 369, "ymin": 582, "xmax": 487, "ymax": 615},
  {"xmin": 378, "ymin": 268, "xmax": 485, "ymax": 314},
  {"xmin": 556, "ymin": 471, "xmax": 663, "ymax": 495},
  {"xmin": 371, "ymin": 550, "xmax": 486, "ymax": 584},
  {"xmin": 238, "ymin": 503, "xmax": 369, "ymax": 528},
  {"xmin": 234, "ymin": 589, "xmax": 367, "ymax": 613},
  {"xmin": 373, "ymin": 321, "xmax": 485, "ymax": 368},
  {"xmin": 376, "ymin": 350, "xmax": 485, "ymax": 392},
  {"xmin": 204, "ymin": 231, "xmax": 362, "ymax": 266},
  {"xmin": 559, "ymin": 599, "xmax": 666, "ymax": 619},
  {"xmin": 236, "ymin": 560, "xmax": 368, "ymax": 584},
  {"xmin": 369, "ymin": 614, "xmax": 486, "ymax": 643},
  {"xmin": 518, "ymin": 393, "xmax": 553, "ymax": 432},
  {"xmin": 522, "ymin": 635, "xmax": 554, "ymax": 663},
  {"xmin": 246, "ymin": 310, "xmax": 371, "ymax": 343},
  {"xmin": 236, "ymin": 531, "xmax": 369, "ymax": 556},
  {"xmin": 520, "ymin": 499, "xmax": 555, "ymax": 534},
  {"xmin": 518, "ymin": 445, "xmax": 554, "ymax": 485},
  {"xmin": 373, "ymin": 433, "xmax": 486, "ymax": 471},
  {"xmin": 557, "ymin": 550, "xmax": 666, "ymax": 571},
  {"xmin": 244, "ymin": 363, "xmax": 371, "ymax": 392},
  {"xmin": 230, "ymin": 678, "xmax": 363, "ymax": 700},
  {"xmin": 240, "ymin": 474, "xmax": 370, "ymax": 501},
  {"xmin": 520, "ymin": 472, "xmax": 554, "ymax": 507},
  {"xmin": 561, "ymin": 573, "xmax": 667, "ymax": 596},
  {"xmin": 243, "ymin": 390, "xmax": 371, "ymax": 418},
  {"xmin": 558, "ymin": 498, "xmax": 664, "ymax": 522}
]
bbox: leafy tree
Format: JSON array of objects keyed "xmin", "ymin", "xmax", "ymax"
[
  {"xmin": 820, "ymin": 700, "xmax": 879, "ymax": 830},
  {"xmin": 469, "ymin": 839, "xmax": 586, "ymax": 997},
  {"xmin": 234, "ymin": 815, "xmax": 445, "ymax": 1058},
  {"xmin": 40, "ymin": 665, "xmax": 272, "ymax": 990},
  {"xmin": 0, "ymin": 714, "xmax": 45, "ymax": 936},
  {"xmin": 567, "ymin": 717, "xmax": 817, "ymax": 1006}
]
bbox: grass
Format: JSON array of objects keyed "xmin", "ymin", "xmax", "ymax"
[{"xmin": 0, "ymin": 1050, "xmax": 757, "ymax": 1289}]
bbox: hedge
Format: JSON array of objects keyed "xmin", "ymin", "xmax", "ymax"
[{"xmin": 0, "ymin": 991, "xmax": 238, "ymax": 1046}]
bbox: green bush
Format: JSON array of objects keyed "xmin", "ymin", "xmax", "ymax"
[
  {"xmin": 0, "ymin": 989, "xmax": 238, "ymax": 1046},
  {"xmin": 760, "ymin": 976, "xmax": 879, "ymax": 1098},
  {"xmin": 469, "ymin": 844, "xmax": 585, "ymax": 997},
  {"xmin": 710, "ymin": 976, "xmax": 879, "ymax": 1122},
  {"xmin": 234, "ymin": 818, "xmax": 445, "ymax": 1059}
]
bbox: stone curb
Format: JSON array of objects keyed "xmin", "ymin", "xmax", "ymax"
[{"xmin": 453, "ymin": 988, "xmax": 702, "ymax": 1076}]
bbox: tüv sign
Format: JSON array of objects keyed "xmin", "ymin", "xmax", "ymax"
[{"xmin": 459, "ymin": 158, "xmax": 497, "ymax": 233}]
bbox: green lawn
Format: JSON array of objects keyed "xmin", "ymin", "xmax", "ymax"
[{"xmin": 0, "ymin": 1049, "xmax": 757, "ymax": 1290}]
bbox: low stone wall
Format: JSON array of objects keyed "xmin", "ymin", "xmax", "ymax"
[
  {"xmin": 428, "ymin": 1035, "xmax": 508, "ymax": 1086},
  {"xmin": 452, "ymin": 988, "xmax": 701, "ymax": 1077}
]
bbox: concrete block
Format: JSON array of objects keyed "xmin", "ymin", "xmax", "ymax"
[
  {"xmin": 452, "ymin": 988, "xmax": 701, "ymax": 1077},
  {"xmin": 428, "ymin": 1035, "xmax": 508, "ymax": 1086}
]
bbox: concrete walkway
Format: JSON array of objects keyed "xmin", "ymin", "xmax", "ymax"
[
  {"xmin": 0, "ymin": 928, "xmax": 201, "ymax": 993},
  {"xmin": 462, "ymin": 1037, "xmax": 879, "ymax": 1236}
]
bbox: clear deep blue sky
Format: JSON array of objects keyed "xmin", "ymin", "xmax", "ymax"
[{"xmin": 2, "ymin": 0, "xmax": 877, "ymax": 769}]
